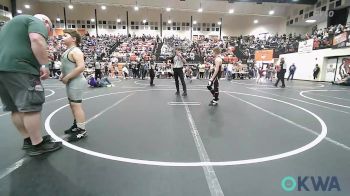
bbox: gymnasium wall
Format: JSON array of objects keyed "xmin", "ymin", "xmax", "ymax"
[
  {"xmin": 285, "ymin": 26, "xmax": 309, "ymax": 35},
  {"xmin": 0, "ymin": 0, "xmax": 11, "ymax": 21},
  {"xmin": 317, "ymin": 20, "xmax": 328, "ymax": 29},
  {"xmin": 280, "ymin": 47, "xmax": 350, "ymax": 81},
  {"xmin": 0, "ymin": 0, "xmax": 10, "ymax": 8},
  {"xmin": 15, "ymin": 1, "xmax": 287, "ymax": 38},
  {"xmin": 347, "ymin": 8, "xmax": 350, "ymax": 25}
]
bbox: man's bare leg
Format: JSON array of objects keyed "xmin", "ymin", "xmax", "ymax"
[
  {"xmin": 22, "ymin": 112, "xmax": 43, "ymax": 145},
  {"xmin": 11, "ymin": 112, "xmax": 29, "ymax": 138}
]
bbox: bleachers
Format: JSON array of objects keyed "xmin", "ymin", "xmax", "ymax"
[{"xmin": 47, "ymin": 22, "xmax": 349, "ymax": 78}]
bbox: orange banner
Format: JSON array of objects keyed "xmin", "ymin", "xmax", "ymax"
[{"xmin": 255, "ymin": 50, "xmax": 274, "ymax": 62}]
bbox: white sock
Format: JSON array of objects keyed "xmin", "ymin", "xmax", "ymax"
[{"xmin": 76, "ymin": 122, "xmax": 86, "ymax": 130}]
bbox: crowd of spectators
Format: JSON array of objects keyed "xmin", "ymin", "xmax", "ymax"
[
  {"xmin": 311, "ymin": 24, "xmax": 350, "ymax": 49},
  {"xmin": 231, "ymin": 23, "xmax": 350, "ymax": 59},
  {"xmin": 43, "ymin": 22, "xmax": 349, "ymax": 81},
  {"xmin": 47, "ymin": 34, "xmax": 121, "ymax": 78}
]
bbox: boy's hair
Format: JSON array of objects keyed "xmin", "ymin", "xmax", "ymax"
[{"xmin": 63, "ymin": 29, "xmax": 81, "ymax": 46}]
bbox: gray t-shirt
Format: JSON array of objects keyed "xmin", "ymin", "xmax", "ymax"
[{"xmin": 0, "ymin": 15, "xmax": 48, "ymax": 75}]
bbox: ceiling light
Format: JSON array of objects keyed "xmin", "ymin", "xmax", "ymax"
[
  {"xmin": 168, "ymin": 19, "xmax": 172, "ymax": 24},
  {"xmin": 24, "ymin": 4, "xmax": 30, "ymax": 9},
  {"xmin": 68, "ymin": 4, "xmax": 73, "ymax": 9},
  {"xmin": 306, "ymin": 19, "xmax": 316, "ymax": 23},
  {"xmin": 229, "ymin": 9, "xmax": 234, "ymax": 14},
  {"xmin": 117, "ymin": 18, "xmax": 121, "ymax": 23},
  {"xmin": 193, "ymin": 20, "xmax": 197, "ymax": 24},
  {"xmin": 198, "ymin": 8, "xmax": 203, "ymax": 13},
  {"xmin": 269, "ymin": 10, "xmax": 275, "ymax": 15},
  {"xmin": 56, "ymin": 17, "xmax": 60, "ymax": 22},
  {"xmin": 134, "ymin": 6, "xmax": 139, "ymax": 11},
  {"xmin": 218, "ymin": 21, "xmax": 222, "ymax": 25},
  {"xmin": 166, "ymin": 7, "xmax": 171, "ymax": 12},
  {"xmin": 17, "ymin": 10, "xmax": 22, "ymax": 14},
  {"xmin": 101, "ymin": 5, "xmax": 106, "ymax": 10},
  {"xmin": 143, "ymin": 19, "xmax": 147, "ymax": 24},
  {"xmin": 254, "ymin": 20, "xmax": 258, "ymax": 24},
  {"xmin": 91, "ymin": 18, "xmax": 95, "ymax": 22}
]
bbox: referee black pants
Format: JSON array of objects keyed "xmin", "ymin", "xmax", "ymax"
[{"xmin": 173, "ymin": 68, "xmax": 187, "ymax": 93}]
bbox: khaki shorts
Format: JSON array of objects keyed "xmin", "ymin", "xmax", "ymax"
[{"xmin": 0, "ymin": 72, "xmax": 45, "ymax": 112}]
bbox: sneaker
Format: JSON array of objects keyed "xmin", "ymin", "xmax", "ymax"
[
  {"xmin": 67, "ymin": 128, "xmax": 88, "ymax": 142},
  {"xmin": 209, "ymin": 100, "xmax": 218, "ymax": 106},
  {"xmin": 175, "ymin": 91, "xmax": 180, "ymax": 95},
  {"xmin": 64, "ymin": 124, "xmax": 77, "ymax": 134},
  {"xmin": 281, "ymin": 85, "xmax": 285, "ymax": 88},
  {"xmin": 207, "ymin": 85, "xmax": 212, "ymax": 90},
  {"xmin": 182, "ymin": 92, "xmax": 187, "ymax": 96},
  {"xmin": 22, "ymin": 135, "xmax": 52, "ymax": 150},
  {"xmin": 26, "ymin": 140, "xmax": 62, "ymax": 156}
]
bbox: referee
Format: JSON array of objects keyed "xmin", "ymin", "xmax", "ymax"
[{"xmin": 173, "ymin": 48, "xmax": 187, "ymax": 96}]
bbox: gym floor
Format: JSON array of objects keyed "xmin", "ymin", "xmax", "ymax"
[{"xmin": 0, "ymin": 77, "xmax": 349, "ymax": 196}]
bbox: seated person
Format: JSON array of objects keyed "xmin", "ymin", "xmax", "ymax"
[
  {"xmin": 88, "ymin": 75, "xmax": 113, "ymax": 87},
  {"xmin": 184, "ymin": 66, "xmax": 193, "ymax": 83},
  {"xmin": 98, "ymin": 76, "xmax": 113, "ymax": 87},
  {"xmin": 87, "ymin": 75, "xmax": 99, "ymax": 87},
  {"xmin": 332, "ymin": 76, "xmax": 350, "ymax": 86}
]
